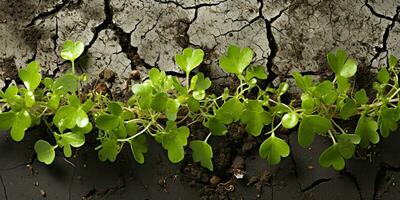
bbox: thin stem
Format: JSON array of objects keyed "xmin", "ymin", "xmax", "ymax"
[
  {"xmin": 204, "ymin": 133, "xmax": 212, "ymax": 142},
  {"xmin": 71, "ymin": 60, "xmax": 75, "ymax": 74},
  {"xmin": 186, "ymin": 73, "xmax": 190, "ymax": 90},
  {"xmin": 328, "ymin": 130, "xmax": 336, "ymax": 144},
  {"xmin": 389, "ymin": 88, "xmax": 400, "ymax": 100},
  {"xmin": 331, "ymin": 120, "xmax": 346, "ymax": 134},
  {"xmin": 118, "ymin": 121, "xmax": 153, "ymax": 142}
]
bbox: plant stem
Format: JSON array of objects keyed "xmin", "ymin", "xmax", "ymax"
[
  {"xmin": 118, "ymin": 121, "xmax": 153, "ymax": 142},
  {"xmin": 204, "ymin": 133, "xmax": 212, "ymax": 142},
  {"xmin": 71, "ymin": 60, "xmax": 75, "ymax": 74},
  {"xmin": 328, "ymin": 130, "xmax": 336, "ymax": 144}
]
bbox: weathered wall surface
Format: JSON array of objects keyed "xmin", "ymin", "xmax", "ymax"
[{"xmin": 1, "ymin": 0, "xmax": 400, "ymax": 199}]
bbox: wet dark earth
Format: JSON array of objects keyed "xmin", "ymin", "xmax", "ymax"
[{"xmin": 2, "ymin": 125, "xmax": 400, "ymax": 200}]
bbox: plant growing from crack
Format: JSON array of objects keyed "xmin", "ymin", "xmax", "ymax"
[{"xmin": 0, "ymin": 40, "xmax": 399, "ymax": 171}]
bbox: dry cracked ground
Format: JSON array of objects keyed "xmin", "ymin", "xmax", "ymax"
[{"xmin": 1, "ymin": 0, "xmax": 400, "ymax": 199}]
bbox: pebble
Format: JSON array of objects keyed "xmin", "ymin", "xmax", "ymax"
[{"xmin": 210, "ymin": 175, "xmax": 221, "ymax": 185}]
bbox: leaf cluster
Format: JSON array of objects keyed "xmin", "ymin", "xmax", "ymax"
[{"xmin": 1, "ymin": 41, "xmax": 399, "ymax": 172}]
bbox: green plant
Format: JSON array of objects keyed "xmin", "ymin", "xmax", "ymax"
[{"xmin": 1, "ymin": 40, "xmax": 399, "ymax": 172}]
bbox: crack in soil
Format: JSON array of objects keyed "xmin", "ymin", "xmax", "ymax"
[
  {"xmin": 287, "ymin": 137, "xmax": 304, "ymax": 195},
  {"xmin": 341, "ymin": 170, "xmax": 363, "ymax": 200},
  {"xmin": 373, "ymin": 162, "xmax": 400, "ymax": 200},
  {"xmin": 366, "ymin": 2, "xmax": 400, "ymax": 67},
  {"xmin": 301, "ymin": 178, "xmax": 332, "ymax": 193},
  {"xmin": 153, "ymin": 0, "xmax": 227, "ymax": 10},
  {"xmin": 26, "ymin": 0, "xmax": 70, "ymax": 27},
  {"xmin": 364, "ymin": 0, "xmax": 396, "ymax": 22},
  {"xmin": 82, "ymin": 175, "xmax": 126, "ymax": 199},
  {"xmin": 0, "ymin": 175, "xmax": 7, "ymax": 200}
]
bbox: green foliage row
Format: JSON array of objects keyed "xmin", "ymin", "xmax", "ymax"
[{"xmin": 1, "ymin": 40, "xmax": 399, "ymax": 171}]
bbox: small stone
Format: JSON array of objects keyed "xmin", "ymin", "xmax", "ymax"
[
  {"xmin": 101, "ymin": 68, "xmax": 115, "ymax": 81},
  {"xmin": 130, "ymin": 70, "xmax": 140, "ymax": 80},
  {"xmin": 210, "ymin": 175, "xmax": 221, "ymax": 185},
  {"xmin": 40, "ymin": 189, "xmax": 46, "ymax": 197}
]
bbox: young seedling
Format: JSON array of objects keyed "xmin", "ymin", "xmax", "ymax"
[{"xmin": 0, "ymin": 40, "xmax": 399, "ymax": 172}]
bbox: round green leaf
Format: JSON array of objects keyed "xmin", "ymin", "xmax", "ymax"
[
  {"xmin": 35, "ymin": 140, "xmax": 55, "ymax": 165},
  {"xmin": 190, "ymin": 140, "xmax": 213, "ymax": 171},
  {"xmin": 95, "ymin": 114, "xmax": 120, "ymax": 131},
  {"xmin": 61, "ymin": 40, "xmax": 84, "ymax": 61},
  {"xmin": 281, "ymin": 112, "xmax": 299, "ymax": 129},
  {"xmin": 259, "ymin": 135, "xmax": 290, "ymax": 165},
  {"xmin": 219, "ymin": 45, "xmax": 253, "ymax": 75},
  {"xmin": 175, "ymin": 48, "xmax": 204, "ymax": 74}
]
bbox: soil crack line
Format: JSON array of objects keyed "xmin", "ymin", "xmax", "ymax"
[
  {"xmin": 301, "ymin": 178, "xmax": 332, "ymax": 192},
  {"xmin": 0, "ymin": 175, "xmax": 8, "ymax": 200},
  {"xmin": 26, "ymin": 0, "xmax": 70, "ymax": 27}
]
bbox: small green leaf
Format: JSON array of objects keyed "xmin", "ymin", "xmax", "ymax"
[
  {"xmin": 129, "ymin": 134, "xmax": 147, "ymax": 164},
  {"xmin": 301, "ymin": 93, "xmax": 315, "ymax": 112},
  {"xmin": 165, "ymin": 98, "xmax": 180, "ymax": 121},
  {"xmin": 4, "ymin": 85, "xmax": 24, "ymax": 110},
  {"xmin": 72, "ymin": 122, "xmax": 92, "ymax": 134},
  {"xmin": 60, "ymin": 40, "xmax": 84, "ymax": 61},
  {"xmin": 192, "ymin": 90, "xmax": 206, "ymax": 100},
  {"xmin": 156, "ymin": 122, "xmax": 190, "ymax": 163},
  {"xmin": 313, "ymin": 80, "xmax": 337, "ymax": 105},
  {"xmin": 292, "ymin": 72, "xmax": 313, "ymax": 92},
  {"xmin": 259, "ymin": 135, "xmax": 290, "ymax": 165},
  {"xmin": 355, "ymin": 115, "xmax": 379, "ymax": 148},
  {"xmin": 190, "ymin": 73, "xmax": 211, "ymax": 91},
  {"xmin": 354, "ymin": 89, "xmax": 368, "ymax": 105},
  {"xmin": 132, "ymin": 81, "xmax": 154, "ymax": 109},
  {"xmin": 337, "ymin": 134, "xmax": 361, "ymax": 144},
  {"xmin": 148, "ymin": 68, "xmax": 166, "ymax": 87},
  {"xmin": 53, "ymin": 105, "xmax": 77, "ymax": 131},
  {"xmin": 187, "ymin": 96, "xmax": 200, "ymax": 112},
  {"xmin": 219, "ymin": 45, "xmax": 253, "ymax": 75},
  {"xmin": 0, "ymin": 112, "xmax": 16, "ymax": 130},
  {"xmin": 319, "ymin": 144, "xmax": 345, "ymax": 170},
  {"xmin": 379, "ymin": 107, "xmax": 400, "ymax": 138},
  {"xmin": 298, "ymin": 115, "xmax": 332, "ymax": 147},
  {"xmin": 190, "ymin": 140, "xmax": 213, "ymax": 171},
  {"xmin": 151, "ymin": 93, "xmax": 168, "ymax": 112},
  {"xmin": 95, "ymin": 114, "xmax": 120, "ymax": 131},
  {"xmin": 35, "ymin": 140, "xmax": 55, "ymax": 165},
  {"xmin": 108, "ymin": 102, "xmax": 123, "ymax": 116},
  {"xmin": 276, "ymin": 82, "xmax": 289, "ymax": 96},
  {"xmin": 53, "ymin": 73, "xmax": 79, "ymax": 94},
  {"xmin": 75, "ymin": 108, "xmax": 89, "ymax": 128},
  {"xmin": 327, "ymin": 49, "xmax": 357, "ymax": 78},
  {"xmin": 245, "ymin": 65, "xmax": 268, "ymax": 82},
  {"xmin": 377, "ymin": 68, "xmax": 390, "ymax": 84},
  {"xmin": 49, "ymin": 94, "xmax": 60, "ymax": 110},
  {"xmin": 98, "ymin": 139, "xmax": 119, "ymax": 162},
  {"xmin": 205, "ymin": 117, "xmax": 227, "ymax": 136},
  {"xmin": 215, "ymin": 98, "xmax": 244, "ymax": 124},
  {"xmin": 337, "ymin": 141, "xmax": 355, "ymax": 159},
  {"xmin": 240, "ymin": 100, "xmax": 271, "ymax": 136},
  {"xmin": 10, "ymin": 110, "xmax": 31, "ymax": 141},
  {"xmin": 81, "ymin": 99, "xmax": 94, "ymax": 112},
  {"xmin": 389, "ymin": 55, "xmax": 398, "ymax": 69},
  {"xmin": 18, "ymin": 61, "xmax": 42, "ymax": 91},
  {"xmin": 175, "ymin": 48, "xmax": 204, "ymax": 74},
  {"xmin": 126, "ymin": 121, "xmax": 138, "ymax": 136},
  {"xmin": 62, "ymin": 132, "xmax": 85, "ymax": 147},
  {"xmin": 340, "ymin": 98, "xmax": 357, "ymax": 120},
  {"xmin": 281, "ymin": 112, "xmax": 299, "ymax": 129},
  {"xmin": 336, "ymin": 76, "xmax": 350, "ymax": 94}
]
